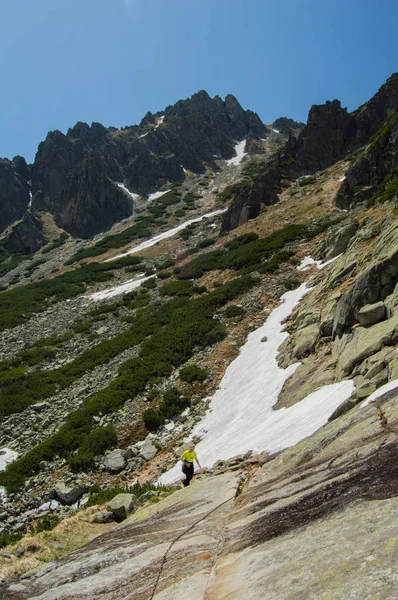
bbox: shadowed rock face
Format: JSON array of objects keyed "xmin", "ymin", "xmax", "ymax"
[
  {"xmin": 3, "ymin": 388, "xmax": 398, "ymax": 600},
  {"xmin": 23, "ymin": 91, "xmax": 266, "ymax": 239},
  {"xmin": 336, "ymin": 111, "xmax": 398, "ymax": 209},
  {"xmin": 0, "ymin": 158, "xmax": 30, "ymax": 233},
  {"xmin": 3, "ymin": 211, "xmax": 47, "ymax": 254}
]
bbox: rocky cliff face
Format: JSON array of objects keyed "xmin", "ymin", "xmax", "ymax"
[
  {"xmin": 0, "ymin": 158, "xmax": 30, "ymax": 233},
  {"xmin": 222, "ymin": 73, "xmax": 398, "ymax": 231},
  {"xmin": 1, "ymin": 91, "xmax": 269, "ymax": 242}
]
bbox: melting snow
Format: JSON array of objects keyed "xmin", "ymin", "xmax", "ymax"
[
  {"xmin": 298, "ymin": 254, "xmax": 342, "ymax": 272},
  {"xmin": 139, "ymin": 132, "xmax": 149, "ymax": 138},
  {"xmin": 298, "ymin": 256, "xmax": 321, "ymax": 271},
  {"xmin": 0, "ymin": 448, "xmax": 18, "ymax": 501},
  {"xmin": 360, "ymin": 379, "xmax": 398, "ymax": 408},
  {"xmin": 147, "ymin": 189, "xmax": 171, "ymax": 202},
  {"xmin": 89, "ymin": 275, "xmax": 150, "ymax": 301},
  {"xmin": 106, "ymin": 208, "xmax": 227, "ymax": 261},
  {"xmin": 155, "ymin": 115, "xmax": 165, "ymax": 129},
  {"xmin": 28, "ymin": 190, "xmax": 33, "ymax": 208},
  {"xmin": 273, "ymin": 128, "xmax": 280, "ymax": 133},
  {"xmin": 116, "ymin": 182, "xmax": 140, "ymax": 200},
  {"xmin": 159, "ymin": 283, "xmax": 354, "ymax": 484},
  {"xmin": 226, "ymin": 139, "xmax": 247, "ymax": 166}
]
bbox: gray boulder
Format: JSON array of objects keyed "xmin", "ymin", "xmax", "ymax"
[
  {"xmin": 358, "ymin": 302, "xmax": 386, "ymax": 326},
  {"xmin": 107, "ymin": 493, "xmax": 136, "ymax": 521},
  {"xmin": 139, "ymin": 437, "xmax": 158, "ymax": 461},
  {"xmin": 54, "ymin": 483, "xmax": 85, "ymax": 505},
  {"xmin": 104, "ymin": 450, "xmax": 126, "ymax": 473},
  {"xmin": 92, "ymin": 511, "xmax": 115, "ymax": 524},
  {"xmin": 291, "ymin": 324, "xmax": 319, "ymax": 359}
]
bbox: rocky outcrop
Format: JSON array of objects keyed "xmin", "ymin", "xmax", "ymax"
[
  {"xmin": 221, "ymin": 166, "xmax": 281, "ymax": 231},
  {"xmin": 22, "ymin": 90, "xmax": 267, "ymax": 239},
  {"xmin": 272, "ymin": 116, "xmax": 305, "ymax": 137},
  {"xmin": 3, "ymin": 211, "xmax": 47, "ymax": 254},
  {"xmin": 0, "ymin": 158, "xmax": 30, "ymax": 233},
  {"xmin": 335, "ymin": 110, "xmax": 398, "ymax": 209},
  {"xmin": 222, "ymin": 73, "xmax": 398, "ymax": 232},
  {"xmin": 53, "ymin": 156, "xmax": 133, "ymax": 238}
]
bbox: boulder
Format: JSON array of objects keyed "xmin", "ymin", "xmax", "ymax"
[
  {"xmin": 336, "ymin": 313, "xmax": 398, "ymax": 378},
  {"xmin": 358, "ymin": 302, "xmax": 386, "ymax": 327},
  {"xmin": 92, "ymin": 511, "xmax": 115, "ymax": 524},
  {"xmin": 291, "ymin": 324, "xmax": 319, "ymax": 359},
  {"xmin": 31, "ymin": 402, "xmax": 51, "ymax": 412},
  {"xmin": 54, "ymin": 483, "xmax": 86, "ymax": 505},
  {"xmin": 107, "ymin": 494, "xmax": 136, "ymax": 521},
  {"xmin": 355, "ymin": 382, "xmax": 377, "ymax": 400},
  {"xmin": 103, "ymin": 450, "xmax": 126, "ymax": 473},
  {"xmin": 139, "ymin": 438, "xmax": 158, "ymax": 461}
]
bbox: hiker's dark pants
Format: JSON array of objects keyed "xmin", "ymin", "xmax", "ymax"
[{"xmin": 182, "ymin": 462, "xmax": 194, "ymax": 486}]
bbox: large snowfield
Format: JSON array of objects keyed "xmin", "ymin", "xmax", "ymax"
[{"xmin": 159, "ymin": 283, "xmax": 355, "ymax": 484}]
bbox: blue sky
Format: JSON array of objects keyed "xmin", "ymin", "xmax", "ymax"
[{"xmin": 1, "ymin": 0, "xmax": 397, "ymax": 162}]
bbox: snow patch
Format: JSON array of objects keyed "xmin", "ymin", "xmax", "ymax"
[
  {"xmin": 272, "ymin": 128, "xmax": 280, "ymax": 134},
  {"xmin": 28, "ymin": 190, "xmax": 33, "ymax": 208},
  {"xmin": 0, "ymin": 448, "xmax": 18, "ymax": 501},
  {"xmin": 116, "ymin": 182, "xmax": 140, "ymax": 200},
  {"xmin": 360, "ymin": 379, "xmax": 398, "ymax": 408},
  {"xmin": 339, "ymin": 176, "xmax": 346, "ymax": 182},
  {"xmin": 89, "ymin": 275, "xmax": 149, "ymax": 301},
  {"xmin": 147, "ymin": 189, "xmax": 171, "ymax": 202},
  {"xmin": 298, "ymin": 256, "xmax": 321, "ymax": 271},
  {"xmin": 226, "ymin": 139, "xmax": 246, "ymax": 166},
  {"xmin": 159, "ymin": 284, "xmax": 354, "ymax": 484},
  {"xmin": 298, "ymin": 254, "xmax": 341, "ymax": 271},
  {"xmin": 155, "ymin": 115, "xmax": 165, "ymax": 129},
  {"xmin": 106, "ymin": 208, "xmax": 227, "ymax": 261},
  {"xmin": 139, "ymin": 132, "xmax": 149, "ymax": 138}
]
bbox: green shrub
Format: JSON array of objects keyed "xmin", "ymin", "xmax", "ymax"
[
  {"xmin": 157, "ymin": 270, "xmax": 170, "ymax": 280},
  {"xmin": 224, "ymin": 305, "xmax": 245, "ymax": 318},
  {"xmin": 224, "ymin": 232, "xmax": 259, "ymax": 250},
  {"xmin": 143, "ymin": 407, "xmax": 165, "ymax": 431},
  {"xmin": 159, "ymin": 280, "xmax": 196, "ymax": 296},
  {"xmin": 35, "ymin": 515, "xmax": 61, "ymax": 532},
  {"xmin": 142, "ymin": 277, "xmax": 157, "ymax": 289},
  {"xmin": 86, "ymin": 482, "xmax": 166, "ymax": 507},
  {"xmin": 179, "ymin": 364, "xmax": 208, "ymax": 382},
  {"xmin": 41, "ymin": 232, "xmax": 68, "ymax": 254},
  {"xmin": 0, "ymin": 531, "xmax": 23, "ymax": 549},
  {"xmin": 159, "ymin": 387, "xmax": 190, "ymax": 419}
]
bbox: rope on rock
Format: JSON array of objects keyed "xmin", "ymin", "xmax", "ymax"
[{"xmin": 148, "ymin": 494, "xmax": 236, "ymax": 600}]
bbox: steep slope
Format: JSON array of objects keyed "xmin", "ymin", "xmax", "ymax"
[{"xmin": 0, "ymin": 76, "xmax": 398, "ymax": 598}]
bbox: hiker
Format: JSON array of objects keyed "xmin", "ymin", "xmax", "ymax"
[{"xmin": 181, "ymin": 443, "xmax": 201, "ymax": 487}]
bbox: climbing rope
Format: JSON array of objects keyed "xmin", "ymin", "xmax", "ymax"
[{"xmin": 148, "ymin": 493, "xmax": 236, "ymax": 600}]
